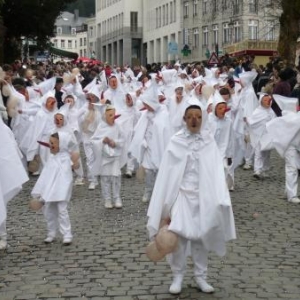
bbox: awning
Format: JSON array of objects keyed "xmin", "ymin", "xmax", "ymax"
[{"xmin": 49, "ymin": 47, "xmax": 78, "ymax": 60}]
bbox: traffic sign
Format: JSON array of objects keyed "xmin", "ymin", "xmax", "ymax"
[{"xmin": 207, "ymin": 52, "xmax": 220, "ymax": 65}]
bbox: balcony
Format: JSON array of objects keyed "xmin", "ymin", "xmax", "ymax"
[{"xmin": 223, "ymin": 40, "xmax": 278, "ymax": 56}]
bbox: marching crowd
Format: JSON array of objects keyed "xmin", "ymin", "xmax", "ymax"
[{"xmin": 1, "ymin": 54, "xmax": 300, "ymax": 294}]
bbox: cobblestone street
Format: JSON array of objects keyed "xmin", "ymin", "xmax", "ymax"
[{"xmin": 1, "ymin": 153, "xmax": 300, "ymax": 300}]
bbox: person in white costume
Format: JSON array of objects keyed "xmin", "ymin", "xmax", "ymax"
[
  {"xmin": 91, "ymin": 103, "xmax": 126, "ymax": 209},
  {"xmin": 77, "ymin": 88, "xmax": 102, "ymax": 190},
  {"xmin": 208, "ymin": 92, "xmax": 234, "ymax": 190},
  {"xmin": 147, "ymin": 103, "xmax": 236, "ymax": 295},
  {"xmin": 18, "ymin": 91, "xmax": 57, "ymax": 174},
  {"xmin": 262, "ymin": 95, "xmax": 300, "ymax": 203},
  {"xmin": 31, "ymin": 131, "xmax": 77, "ymax": 245},
  {"xmin": 0, "ymin": 118, "xmax": 29, "ymax": 250},
  {"xmin": 167, "ymin": 83, "xmax": 189, "ymax": 135},
  {"xmin": 238, "ymin": 71, "xmax": 259, "ymax": 170},
  {"xmin": 248, "ymin": 93, "xmax": 276, "ymax": 179},
  {"xmin": 128, "ymin": 84, "xmax": 171, "ymax": 203}
]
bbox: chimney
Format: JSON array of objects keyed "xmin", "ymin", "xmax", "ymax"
[{"xmin": 74, "ymin": 9, "xmax": 79, "ymax": 21}]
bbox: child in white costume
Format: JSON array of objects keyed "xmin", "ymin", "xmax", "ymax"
[
  {"xmin": 129, "ymin": 84, "xmax": 171, "ymax": 203},
  {"xmin": 0, "ymin": 118, "xmax": 29, "ymax": 250},
  {"xmin": 248, "ymin": 93, "xmax": 276, "ymax": 179},
  {"xmin": 208, "ymin": 92, "xmax": 234, "ymax": 190},
  {"xmin": 91, "ymin": 104, "xmax": 126, "ymax": 209},
  {"xmin": 147, "ymin": 104, "xmax": 236, "ymax": 295},
  {"xmin": 31, "ymin": 131, "xmax": 77, "ymax": 245}
]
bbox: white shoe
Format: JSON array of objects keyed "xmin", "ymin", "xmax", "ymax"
[
  {"xmin": 105, "ymin": 200, "xmax": 114, "ymax": 209},
  {"xmin": 88, "ymin": 182, "xmax": 96, "ymax": 190},
  {"xmin": 62, "ymin": 237, "xmax": 72, "ymax": 245},
  {"xmin": 114, "ymin": 198, "xmax": 123, "ymax": 208},
  {"xmin": 195, "ymin": 277, "xmax": 215, "ymax": 293},
  {"xmin": 32, "ymin": 171, "xmax": 40, "ymax": 176},
  {"xmin": 0, "ymin": 240, "xmax": 7, "ymax": 250},
  {"xmin": 253, "ymin": 172, "xmax": 262, "ymax": 180},
  {"xmin": 229, "ymin": 186, "xmax": 234, "ymax": 192},
  {"xmin": 142, "ymin": 195, "xmax": 149, "ymax": 203},
  {"xmin": 169, "ymin": 275, "xmax": 183, "ymax": 294},
  {"xmin": 44, "ymin": 236, "xmax": 55, "ymax": 244},
  {"xmin": 74, "ymin": 178, "xmax": 85, "ymax": 186},
  {"xmin": 125, "ymin": 170, "xmax": 132, "ymax": 178},
  {"xmin": 289, "ymin": 197, "xmax": 300, "ymax": 204},
  {"xmin": 243, "ymin": 163, "xmax": 252, "ymax": 170}
]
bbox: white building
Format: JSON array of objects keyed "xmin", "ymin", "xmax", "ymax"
[
  {"xmin": 50, "ymin": 10, "xmax": 88, "ymax": 61},
  {"xmin": 86, "ymin": 17, "xmax": 97, "ymax": 59},
  {"xmin": 95, "ymin": 0, "xmax": 143, "ymax": 66},
  {"xmin": 142, "ymin": 0, "xmax": 182, "ymax": 64}
]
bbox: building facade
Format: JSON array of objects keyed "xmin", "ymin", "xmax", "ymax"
[
  {"xmin": 181, "ymin": 0, "xmax": 280, "ymax": 63},
  {"xmin": 86, "ymin": 17, "xmax": 97, "ymax": 59},
  {"xmin": 51, "ymin": 10, "xmax": 88, "ymax": 61},
  {"xmin": 142, "ymin": 0, "xmax": 182, "ymax": 64},
  {"xmin": 95, "ymin": 0, "xmax": 143, "ymax": 66}
]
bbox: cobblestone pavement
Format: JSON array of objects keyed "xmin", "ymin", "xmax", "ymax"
[{"xmin": 1, "ymin": 153, "xmax": 300, "ymax": 300}]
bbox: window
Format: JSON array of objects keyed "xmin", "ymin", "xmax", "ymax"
[
  {"xmin": 184, "ymin": 1, "xmax": 189, "ymax": 18},
  {"xmin": 233, "ymin": 21, "xmax": 241, "ymax": 42},
  {"xmin": 265, "ymin": 20, "xmax": 275, "ymax": 40},
  {"xmin": 89, "ymin": 26, "xmax": 93, "ymax": 38},
  {"xmin": 56, "ymin": 27, "xmax": 62, "ymax": 35},
  {"xmin": 248, "ymin": 20, "xmax": 258, "ymax": 40},
  {"xmin": 61, "ymin": 39, "xmax": 65, "ymax": 48},
  {"xmin": 53, "ymin": 39, "xmax": 58, "ymax": 47},
  {"xmin": 84, "ymin": 37, "xmax": 86, "ymax": 46},
  {"xmin": 233, "ymin": 0, "xmax": 240, "ymax": 15},
  {"xmin": 68, "ymin": 40, "xmax": 72, "ymax": 48},
  {"xmin": 212, "ymin": 0, "xmax": 217, "ymax": 14},
  {"xmin": 193, "ymin": 28, "xmax": 199, "ymax": 48},
  {"xmin": 71, "ymin": 28, "xmax": 76, "ymax": 35},
  {"xmin": 166, "ymin": 3, "xmax": 169, "ymax": 25},
  {"xmin": 158, "ymin": 7, "xmax": 161, "ymax": 27},
  {"xmin": 249, "ymin": 0, "xmax": 257, "ymax": 13},
  {"xmin": 202, "ymin": 26, "xmax": 208, "ymax": 47},
  {"xmin": 203, "ymin": 0, "xmax": 207, "ymax": 15},
  {"xmin": 162, "ymin": 5, "xmax": 166, "ymax": 26},
  {"xmin": 193, "ymin": 0, "xmax": 198, "ymax": 16},
  {"xmin": 170, "ymin": 2, "xmax": 173, "ymax": 23},
  {"xmin": 80, "ymin": 38, "xmax": 82, "ymax": 46},
  {"xmin": 222, "ymin": 0, "xmax": 228, "ymax": 10},
  {"xmin": 130, "ymin": 11, "xmax": 138, "ymax": 32},
  {"xmin": 223, "ymin": 23, "xmax": 230, "ymax": 44},
  {"xmin": 212, "ymin": 24, "xmax": 218, "ymax": 45}
]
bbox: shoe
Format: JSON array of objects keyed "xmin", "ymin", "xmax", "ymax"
[
  {"xmin": 105, "ymin": 200, "xmax": 114, "ymax": 209},
  {"xmin": 288, "ymin": 197, "xmax": 300, "ymax": 204},
  {"xmin": 169, "ymin": 275, "xmax": 183, "ymax": 294},
  {"xmin": 74, "ymin": 178, "xmax": 85, "ymax": 186},
  {"xmin": 114, "ymin": 198, "xmax": 123, "ymax": 208},
  {"xmin": 44, "ymin": 236, "xmax": 55, "ymax": 244},
  {"xmin": 142, "ymin": 195, "xmax": 149, "ymax": 203},
  {"xmin": 243, "ymin": 163, "xmax": 252, "ymax": 170},
  {"xmin": 0, "ymin": 240, "xmax": 7, "ymax": 250},
  {"xmin": 125, "ymin": 170, "xmax": 132, "ymax": 178},
  {"xmin": 253, "ymin": 172, "xmax": 261, "ymax": 179},
  {"xmin": 195, "ymin": 277, "xmax": 215, "ymax": 293},
  {"xmin": 32, "ymin": 171, "xmax": 40, "ymax": 176},
  {"xmin": 229, "ymin": 186, "xmax": 234, "ymax": 192},
  {"xmin": 88, "ymin": 182, "xmax": 96, "ymax": 190},
  {"xmin": 62, "ymin": 238, "xmax": 72, "ymax": 246}
]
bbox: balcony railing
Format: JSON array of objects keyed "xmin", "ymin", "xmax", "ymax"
[{"xmin": 223, "ymin": 39, "xmax": 278, "ymax": 54}]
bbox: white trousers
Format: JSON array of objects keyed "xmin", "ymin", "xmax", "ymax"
[
  {"xmin": 169, "ymin": 236, "xmax": 208, "ymax": 279},
  {"xmin": 244, "ymin": 141, "xmax": 254, "ymax": 165},
  {"xmin": 285, "ymin": 148, "xmax": 300, "ymax": 200},
  {"xmin": 43, "ymin": 201, "xmax": 72, "ymax": 239},
  {"xmin": 100, "ymin": 176, "xmax": 121, "ymax": 202},
  {"xmin": 83, "ymin": 141, "xmax": 97, "ymax": 183},
  {"xmin": 126, "ymin": 156, "xmax": 137, "ymax": 172},
  {"xmin": 144, "ymin": 169, "xmax": 157, "ymax": 200},
  {"xmin": 0, "ymin": 221, "xmax": 7, "ymax": 241},
  {"xmin": 254, "ymin": 147, "xmax": 270, "ymax": 174}
]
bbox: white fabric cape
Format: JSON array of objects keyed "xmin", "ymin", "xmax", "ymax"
[
  {"xmin": 129, "ymin": 107, "xmax": 171, "ymax": 169},
  {"xmin": 0, "ymin": 119, "xmax": 29, "ymax": 226},
  {"xmin": 147, "ymin": 129, "xmax": 236, "ymax": 257}
]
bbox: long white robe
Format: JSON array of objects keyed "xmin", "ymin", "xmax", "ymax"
[{"xmin": 147, "ymin": 128, "xmax": 236, "ymax": 257}]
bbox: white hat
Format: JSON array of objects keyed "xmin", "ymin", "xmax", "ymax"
[
  {"xmin": 272, "ymin": 94, "xmax": 298, "ymax": 113},
  {"xmin": 38, "ymin": 77, "xmax": 56, "ymax": 95}
]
